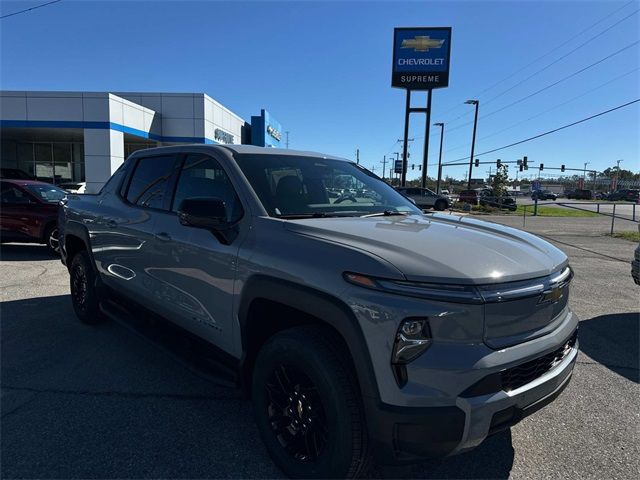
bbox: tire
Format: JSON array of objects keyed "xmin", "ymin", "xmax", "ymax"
[
  {"xmin": 44, "ymin": 224, "xmax": 60, "ymax": 255},
  {"xmin": 434, "ymin": 199, "xmax": 447, "ymax": 211},
  {"xmin": 252, "ymin": 325, "xmax": 369, "ymax": 479},
  {"xmin": 70, "ymin": 250, "xmax": 104, "ymax": 324}
]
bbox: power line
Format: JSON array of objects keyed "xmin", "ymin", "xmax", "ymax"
[
  {"xmin": 0, "ymin": 0, "xmax": 62, "ymax": 20},
  {"xmin": 444, "ymin": 67, "xmax": 640, "ymax": 154},
  {"xmin": 481, "ymin": 8, "xmax": 639, "ymax": 107},
  {"xmin": 419, "ymin": 39, "xmax": 640, "ymax": 142},
  {"xmin": 442, "ymin": 98, "xmax": 640, "ymax": 165},
  {"xmin": 433, "ymin": 0, "xmax": 638, "ymax": 125}
]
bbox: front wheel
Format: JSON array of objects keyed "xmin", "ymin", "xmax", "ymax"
[{"xmin": 252, "ymin": 326, "xmax": 369, "ymax": 478}]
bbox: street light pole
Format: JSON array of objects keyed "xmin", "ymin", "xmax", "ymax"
[
  {"xmin": 434, "ymin": 122, "xmax": 445, "ymax": 194},
  {"xmin": 465, "ymin": 100, "xmax": 480, "ymax": 190}
]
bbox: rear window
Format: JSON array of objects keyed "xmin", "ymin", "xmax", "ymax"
[{"xmin": 125, "ymin": 155, "xmax": 177, "ymax": 209}]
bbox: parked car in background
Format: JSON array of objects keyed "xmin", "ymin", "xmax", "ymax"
[
  {"xmin": 395, "ymin": 187, "xmax": 449, "ymax": 210},
  {"xmin": 0, "ymin": 179, "xmax": 66, "ymax": 253},
  {"xmin": 566, "ymin": 189, "xmax": 593, "ymax": 200},
  {"xmin": 531, "ymin": 189, "xmax": 557, "ymax": 201},
  {"xmin": 59, "ymin": 144, "xmax": 578, "ymax": 478},
  {"xmin": 0, "ymin": 168, "xmax": 35, "ymax": 180},
  {"xmin": 59, "ymin": 182, "xmax": 86, "ymax": 194},
  {"xmin": 479, "ymin": 188, "xmax": 517, "ymax": 211},
  {"xmin": 458, "ymin": 189, "xmax": 480, "ymax": 205},
  {"xmin": 607, "ymin": 189, "xmax": 639, "ymax": 202}
]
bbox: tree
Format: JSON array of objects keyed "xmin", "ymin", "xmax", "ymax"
[{"xmin": 491, "ymin": 164, "xmax": 509, "ymax": 197}]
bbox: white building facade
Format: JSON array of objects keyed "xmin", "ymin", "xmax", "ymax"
[{"xmin": 0, "ymin": 91, "xmax": 251, "ymax": 192}]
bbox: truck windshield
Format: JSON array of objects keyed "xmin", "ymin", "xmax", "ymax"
[{"xmin": 234, "ymin": 154, "xmax": 421, "ymax": 217}]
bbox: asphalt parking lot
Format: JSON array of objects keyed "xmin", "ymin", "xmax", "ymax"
[{"xmin": 1, "ymin": 215, "xmax": 639, "ymax": 479}]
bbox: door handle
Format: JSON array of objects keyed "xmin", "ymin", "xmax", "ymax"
[{"xmin": 155, "ymin": 232, "xmax": 172, "ymax": 241}]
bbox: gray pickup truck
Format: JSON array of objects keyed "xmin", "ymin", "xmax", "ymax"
[{"xmin": 59, "ymin": 145, "xmax": 578, "ymax": 478}]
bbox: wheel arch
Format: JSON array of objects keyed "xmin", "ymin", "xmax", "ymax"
[{"xmin": 237, "ymin": 275, "xmax": 380, "ymax": 402}]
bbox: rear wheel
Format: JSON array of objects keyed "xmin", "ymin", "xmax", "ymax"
[
  {"xmin": 70, "ymin": 250, "xmax": 104, "ymax": 324},
  {"xmin": 252, "ymin": 326, "xmax": 369, "ymax": 478},
  {"xmin": 434, "ymin": 199, "xmax": 447, "ymax": 211}
]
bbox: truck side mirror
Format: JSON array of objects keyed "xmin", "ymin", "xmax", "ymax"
[
  {"xmin": 177, "ymin": 197, "xmax": 228, "ymax": 229},
  {"xmin": 177, "ymin": 197, "xmax": 238, "ymax": 245}
]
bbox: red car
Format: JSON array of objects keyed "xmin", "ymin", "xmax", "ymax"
[
  {"xmin": 458, "ymin": 189, "xmax": 480, "ymax": 205},
  {"xmin": 0, "ymin": 179, "xmax": 67, "ymax": 253}
]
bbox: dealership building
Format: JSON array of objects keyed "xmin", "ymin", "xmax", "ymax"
[{"xmin": 0, "ymin": 91, "xmax": 284, "ymax": 192}]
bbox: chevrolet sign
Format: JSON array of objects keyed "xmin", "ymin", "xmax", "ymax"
[{"xmin": 392, "ymin": 27, "xmax": 452, "ymax": 90}]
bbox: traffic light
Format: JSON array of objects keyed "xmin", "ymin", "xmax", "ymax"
[
  {"xmin": 523, "ymin": 156, "xmax": 528, "ymax": 168},
  {"xmin": 561, "ymin": 164, "xmax": 565, "ymax": 172},
  {"xmin": 418, "ymin": 165, "xmax": 422, "ymax": 171},
  {"xmin": 539, "ymin": 163, "xmax": 544, "ymax": 171},
  {"xmin": 474, "ymin": 158, "xmax": 479, "ymax": 167},
  {"xmin": 496, "ymin": 159, "xmax": 502, "ymax": 168},
  {"xmin": 517, "ymin": 159, "xmax": 522, "ymax": 166},
  {"xmin": 411, "ymin": 164, "xmax": 415, "ymax": 170},
  {"xmin": 519, "ymin": 164, "xmax": 524, "ymax": 172}
]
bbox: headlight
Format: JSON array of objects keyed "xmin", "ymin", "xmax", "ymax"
[
  {"xmin": 343, "ymin": 267, "xmax": 572, "ymax": 304},
  {"xmin": 392, "ymin": 318, "xmax": 432, "ymax": 364},
  {"xmin": 343, "ymin": 272, "xmax": 483, "ymax": 304}
]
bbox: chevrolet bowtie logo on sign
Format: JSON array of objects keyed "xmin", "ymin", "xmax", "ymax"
[
  {"xmin": 400, "ymin": 36, "xmax": 445, "ymax": 52},
  {"xmin": 392, "ymin": 27, "xmax": 452, "ymax": 90}
]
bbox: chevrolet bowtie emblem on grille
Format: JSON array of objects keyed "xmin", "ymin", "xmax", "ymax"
[
  {"xmin": 539, "ymin": 286, "xmax": 564, "ymax": 304},
  {"xmin": 400, "ymin": 36, "xmax": 445, "ymax": 52}
]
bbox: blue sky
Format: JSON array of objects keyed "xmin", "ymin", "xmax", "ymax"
[{"xmin": 1, "ymin": 0, "xmax": 638, "ymax": 181}]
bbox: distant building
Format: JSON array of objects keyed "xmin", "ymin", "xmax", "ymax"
[{"xmin": 0, "ymin": 91, "xmax": 283, "ymax": 192}]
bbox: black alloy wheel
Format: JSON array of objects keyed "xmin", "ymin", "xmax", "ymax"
[
  {"xmin": 252, "ymin": 326, "xmax": 369, "ymax": 478},
  {"xmin": 266, "ymin": 363, "xmax": 328, "ymax": 462}
]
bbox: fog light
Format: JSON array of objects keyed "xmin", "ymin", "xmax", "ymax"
[{"xmin": 392, "ymin": 318, "xmax": 432, "ymax": 364}]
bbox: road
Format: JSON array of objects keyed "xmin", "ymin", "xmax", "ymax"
[{"xmin": 1, "ymin": 217, "xmax": 638, "ymax": 479}]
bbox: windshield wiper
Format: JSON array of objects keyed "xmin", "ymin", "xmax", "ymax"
[
  {"xmin": 276, "ymin": 212, "xmax": 348, "ymax": 219},
  {"xmin": 360, "ymin": 210, "xmax": 409, "ymax": 218}
]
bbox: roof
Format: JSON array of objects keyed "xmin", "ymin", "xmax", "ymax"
[{"xmin": 127, "ymin": 143, "xmax": 349, "ymax": 162}]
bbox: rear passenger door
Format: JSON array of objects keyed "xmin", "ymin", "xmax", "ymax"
[
  {"xmin": 93, "ymin": 153, "xmax": 180, "ymax": 302},
  {"xmin": 149, "ymin": 153, "xmax": 247, "ymax": 351}
]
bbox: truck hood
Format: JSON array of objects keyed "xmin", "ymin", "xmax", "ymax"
[{"xmin": 284, "ymin": 213, "xmax": 567, "ymax": 284}]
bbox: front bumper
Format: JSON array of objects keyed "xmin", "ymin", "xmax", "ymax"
[{"xmin": 366, "ymin": 328, "xmax": 578, "ymax": 464}]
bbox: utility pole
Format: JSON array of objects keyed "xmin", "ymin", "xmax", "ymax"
[
  {"xmin": 285, "ymin": 131, "xmax": 289, "ymax": 149},
  {"xmin": 434, "ymin": 122, "xmax": 444, "ymax": 194},
  {"xmin": 398, "ymin": 137, "xmax": 414, "ymax": 187},
  {"xmin": 356, "ymin": 149, "xmax": 360, "ymax": 164},
  {"xmin": 465, "ymin": 99, "xmax": 480, "ymax": 190},
  {"xmin": 380, "ymin": 155, "xmax": 387, "ymax": 181}
]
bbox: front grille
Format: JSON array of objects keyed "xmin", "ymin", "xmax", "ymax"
[{"xmin": 501, "ymin": 330, "xmax": 577, "ymax": 392}]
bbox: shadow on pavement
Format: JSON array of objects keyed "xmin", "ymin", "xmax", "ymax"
[
  {"xmin": 394, "ymin": 430, "xmax": 514, "ymax": 479},
  {"xmin": 2, "ymin": 293, "xmax": 515, "ymax": 479},
  {"xmin": 578, "ymin": 312, "xmax": 639, "ymax": 383},
  {"xmin": 0, "ymin": 243, "xmax": 58, "ymax": 261}
]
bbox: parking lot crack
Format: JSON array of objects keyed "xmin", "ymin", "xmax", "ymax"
[{"xmin": 576, "ymin": 360, "xmax": 639, "ymax": 372}]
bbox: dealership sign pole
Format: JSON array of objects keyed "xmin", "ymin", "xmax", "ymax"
[{"xmin": 392, "ymin": 27, "xmax": 452, "ymax": 187}]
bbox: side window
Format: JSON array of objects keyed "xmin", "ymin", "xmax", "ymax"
[
  {"xmin": 1, "ymin": 183, "xmax": 32, "ymax": 204},
  {"xmin": 172, "ymin": 154, "xmax": 243, "ymax": 222},
  {"xmin": 125, "ymin": 155, "xmax": 177, "ymax": 209}
]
